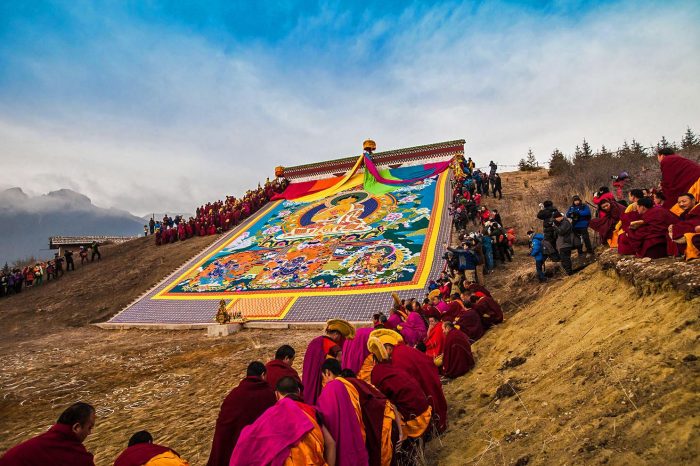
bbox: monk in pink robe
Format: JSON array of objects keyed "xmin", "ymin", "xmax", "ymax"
[{"xmin": 396, "ymin": 310, "xmax": 427, "ymax": 347}]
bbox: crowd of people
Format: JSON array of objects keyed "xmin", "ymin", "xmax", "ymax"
[
  {"xmin": 0, "ymin": 242, "xmax": 101, "ymax": 299},
  {"xmin": 0, "ymin": 278, "xmax": 502, "ymax": 466},
  {"xmin": 152, "ymin": 179, "xmax": 288, "ymax": 245},
  {"xmin": 528, "ymin": 148, "xmax": 700, "ymax": 280}
]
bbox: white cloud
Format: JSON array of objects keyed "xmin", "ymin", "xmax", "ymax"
[{"xmin": 0, "ymin": 1, "xmax": 698, "ymax": 215}]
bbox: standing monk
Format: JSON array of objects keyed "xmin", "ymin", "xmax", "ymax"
[
  {"xmin": 302, "ymin": 319, "xmax": 355, "ymax": 405},
  {"xmin": 0, "ymin": 402, "xmax": 95, "ymax": 466},
  {"xmin": 230, "ymin": 377, "xmax": 336, "ymax": 466},
  {"xmin": 342, "ymin": 326, "xmax": 373, "ymax": 375},
  {"xmin": 207, "ymin": 362, "xmax": 276, "ymax": 466}
]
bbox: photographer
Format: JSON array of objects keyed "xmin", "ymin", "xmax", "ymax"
[
  {"xmin": 566, "ymin": 195, "xmax": 593, "ymax": 255},
  {"xmin": 536, "ymin": 200, "xmax": 559, "ymax": 260}
]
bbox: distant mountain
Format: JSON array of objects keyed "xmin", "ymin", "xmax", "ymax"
[{"xmin": 0, "ymin": 187, "xmax": 144, "ymax": 265}]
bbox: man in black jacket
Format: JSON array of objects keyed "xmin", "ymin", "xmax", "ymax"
[{"xmin": 553, "ymin": 211, "xmax": 574, "ymax": 275}]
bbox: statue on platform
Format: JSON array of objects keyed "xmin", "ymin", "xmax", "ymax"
[{"xmin": 215, "ymin": 299, "xmax": 230, "ymax": 324}]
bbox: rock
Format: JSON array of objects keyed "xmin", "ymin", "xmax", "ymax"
[{"xmin": 682, "ymin": 354, "xmax": 697, "ymax": 362}]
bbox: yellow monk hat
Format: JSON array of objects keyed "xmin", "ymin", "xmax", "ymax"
[
  {"xmin": 428, "ymin": 289, "xmax": 440, "ymax": 299},
  {"xmin": 369, "ymin": 328, "xmax": 404, "ymax": 347},
  {"xmin": 367, "ymin": 336, "xmax": 389, "ymax": 362},
  {"xmin": 326, "ymin": 319, "xmax": 356, "ymax": 339}
]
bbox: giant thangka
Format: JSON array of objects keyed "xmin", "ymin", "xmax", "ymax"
[{"xmin": 109, "ymin": 140, "xmax": 464, "ymax": 324}]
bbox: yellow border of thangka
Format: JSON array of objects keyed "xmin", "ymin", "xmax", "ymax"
[{"xmin": 152, "ymin": 171, "xmax": 448, "ymax": 300}]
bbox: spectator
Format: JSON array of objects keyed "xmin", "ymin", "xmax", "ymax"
[
  {"xmin": 566, "ymin": 195, "xmax": 593, "ymax": 255},
  {"xmin": 552, "ymin": 211, "xmax": 575, "ymax": 275},
  {"xmin": 64, "ymin": 250, "xmax": 75, "ymax": 271},
  {"xmin": 528, "ymin": 230, "xmax": 546, "ymax": 282},
  {"xmin": 90, "ymin": 241, "xmax": 101, "ymax": 262}
]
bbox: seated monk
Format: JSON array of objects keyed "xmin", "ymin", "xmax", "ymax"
[
  {"xmin": 590, "ymin": 198, "xmax": 625, "ymax": 248},
  {"xmin": 424, "ymin": 315, "xmax": 445, "ymax": 359},
  {"xmin": 626, "ymin": 197, "xmax": 678, "ymax": 259},
  {"xmin": 617, "ymin": 189, "xmax": 644, "ymax": 255},
  {"xmin": 371, "ymin": 329, "xmax": 448, "ymax": 433},
  {"xmin": 230, "ymin": 376, "xmax": 336, "ymax": 466},
  {"xmin": 396, "ymin": 304, "xmax": 427, "ymax": 347},
  {"xmin": 385, "ymin": 307, "xmax": 405, "ymax": 330},
  {"xmin": 440, "ymin": 295, "xmax": 467, "ymax": 322},
  {"xmin": 207, "ymin": 362, "xmax": 276, "ymax": 466},
  {"xmin": 463, "ymin": 281, "xmax": 492, "ymax": 298},
  {"xmin": 0, "ymin": 402, "xmax": 96, "ymax": 466},
  {"xmin": 439, "ymin": 321, "xmax": 475, "ymax": 379},
  {"xmin": 342, "ymin": 326, "xmax": 373, "ymax": 375},
  {"xmin": 367, "ymin": 335, "xmax": 433, "ymax": 440},
  {"xmin": 658, "ymin": 148, "xmax": 700, "ymax": 215},
  {"xmin": 302, "ymin": 319, "xmax": 355, "ymax": 405},
  {"xmin": 115, "ymin": 431, "xmax": 188, "ymax": 466},
  {"xmin": 471, "ymin": 295, "xmax": 504, "ymax": 329},
  {"xmin": 669, "ymin": 193, "xmax": 700, "ymax": 260},
  {"xmin": 455, "ymin": 296, "xmax": 484, "ymax": 341},
  {"xmin": 265, "ymin": 345, "xmax": 303, "ymax": 395}
]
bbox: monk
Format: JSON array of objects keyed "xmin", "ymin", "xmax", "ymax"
[
  {"xmin": 658, "ymin": 148, "xmax": 700, "ymax": 215},
  {"xmin": 626, "ymin": 197, "xmax": 678, "ymax": 258},
  {"xmin": 440, "ymin": 321, "xmax": 475, "ymax": 378},
  {"xmin": 371, "ymin": 329, "xmax": 448, "ymax": 433},
  {"xmin": 385, "ymin": 307, "xmax": 405, "ymax": 330},
  {"xmin": 230, "ymin": 377, "xmax": 336, "ymax": 466},
  {"xmin": 590, "ymin": 198, "xmax": 625, "ymax": 247},
  {"xmin": 0, "ymin": 402, "xmax": 95, "ymax": 466},
  {"xmin": 396, "ymin": 306, "xmax": 427, "ymax": 347},
  {"xmin": 424, "ymin": 316, "xmax": 445, "ymax": 359},
  {"xmin": 670, "ymin": 193, "xmax": 700, "ymax": 260},
  {"xmin": 207, "ymin": 362, "xmax": 276, "ymax": 466},
  {"xmin": 266, "ymin": 345, "xmax": 303, "ymax": 394},
  {"xmin": 367, "ymin": 335, "xmax": 433, "ymax": 440},
  {"xmin": 463, "ymin": 281, "xmax": 492, "ymax": 298},
  {"xmin": 454, "ymin": 298, "xmax": 485, "ymax": 341},
  {"xmin": 440, "ymin": 295, "xmax": 467, "ymax": 322},
  {"xmin": 342, "ymin": 326, "xmax": 373, "ymax": 375},
  {"xmin": 302, "ymin": 319, "xmax": 355, "ymax": 405},
  {"xmin": 114, "ymin": 431, "xmax": 188, "ymax": 466},
  {"xmin": 471, "ymin": 295, "xmax": 504, "ymax": 329},
  {"xmin": 317, "ymin": 359, "xmax": 370, "ymax": 466}
]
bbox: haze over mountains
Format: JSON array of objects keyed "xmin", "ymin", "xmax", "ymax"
[{"xmin": 0, "ymin": 187, "xmax": 143, "ymax": 265}]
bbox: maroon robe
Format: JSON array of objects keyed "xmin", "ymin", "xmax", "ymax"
[
  {"xmin": 345, "ymin": 377, "xmax": 392, "ymax": 466},
  {"xmin": 265, "ymin": 359, "xmax": 303, "ymax": 395},
  {"xmin": 442, "ymin": 329, "xmax": 475, "ymax": 378},
  {"xmin": 473, "ymin": 296, "xmax": 504, "ymax": 329},
  {"xmin": 207, "ymin": 376, "xmax": 276, "ymax": 466},
  {"xmin": 392, "ymin": 344, "xmax": 448, "ymax": 432},
  {"xmin": 0, "ymin": 423, "xmax": 94, "ymax": 466},
  {"xmin": 114, "ymin": 443, "xmax": 173, "ymax": 466},
  {"xmin": 660, "ymin": 155, "xmax": 700, "ymax": 210},
  {"xmin": 673, "ymin": 204, "xmax": 700, "ymax": 238},
  {"xmin": 455, "ymin": 307, "xmax": 485, "ymax": 341},
  {"xmin": 440, "ymin": 300, "xmax": 467, "ymax": 323},
  {"xmin": 370, "ymin": 362, "xmax": 430, "ymax": 423},
  {"xmin": 590, "ymin": 201, "xmax": 625, "ymax": 241},
  {"xmin": 617, "ymin": 208, "xmax": 642, "ymax": 255},
  {"xmin": 465, "ymin": 283, "xmax": 492, "ymax": 298},
  {"xmin": 626, "ymin": 207, "xmax": 678, "ymax": 258}
]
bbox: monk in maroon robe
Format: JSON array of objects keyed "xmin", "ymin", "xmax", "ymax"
[
  {"xmin": 658, "ymin": 150, "xmax": 700, "ymax": 213},
  {"xmin": 114, "ymin": 431, "xmax": 187, "ymax": 466},
  {"xmin": 590, "ymin": 199, "xmax": 625, "ymax": 244},
  {"xmin": 265, "ymin": 345, "xmax": 303, "ymax": 395},
  {"xmin": 207, "ymin": 362, "xmax": 276, "ymax": 466},
  {"xmin": 670, "ymin": 193, "xmax": 700, "ymax": 259},
  {"xmin": 464, "ymin": 282, "xmax": 492, "ymax": 298},
  {"xmin": 441, "ymin": 321, "xmax": 475, "ymax": 378},
  {"xmin": 471, "ymin": 295, "xmax": 504, "ymax": 329},
  {"xmin": 626, "ymin": 197, "xmax": 678, "ymax": 258},
  {"xmin": 454, "ymin": 302, "xmax": 485, "ymax": 341},
  {"xmin": 0, "ymin": 402, "xmax": 95, "ymax": 466},
  {"xmin": 440, "ymin": 299, "xmax": 467, "ymax": 323},
  {"xmin": 392, "ymin": 343, "xmax": 448, "ymax": 433}
]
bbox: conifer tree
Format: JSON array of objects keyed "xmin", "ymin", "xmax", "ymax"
[
  {"xmin": 581, "ymin": 139, "xmax": 593, "ymax": 158},
  {"xmin": 681, "ymin": 127, "xmax": 698, "ymax": 149},
  {"xmin": 2, "ymin": 262, "xmax": 9, "ymax": 275},
  {"xmin": 548, "ymin": 148, "xmax": 570, "ymax": 175},
  {"xmin": 630, "ymin": 139, "xmax": 647, "ymax": 159}
]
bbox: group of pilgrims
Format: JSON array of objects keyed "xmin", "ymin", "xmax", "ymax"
[
  {"xmin": 0, "ymin": 282, "xmax": 504, "ymax": 466},
  {"xmin": 154, "ymin": 178, "xmax": 288, "ymax": 245},
  {"xmin": 587, "ymin": 149, "xmax": 700, "ymax": 261}
]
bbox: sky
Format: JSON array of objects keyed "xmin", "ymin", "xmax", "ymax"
[{"xmin": 1, "ymin": 0, "xmax": 699, "ymax": 216}]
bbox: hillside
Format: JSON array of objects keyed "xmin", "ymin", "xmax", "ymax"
[
  {"xmin": 0, "ymin": 187, "xmax": 144, "ymax": 264},
  {"xmin": 0, "ymin": 170, "xmax": 698, "ymax": 466}
]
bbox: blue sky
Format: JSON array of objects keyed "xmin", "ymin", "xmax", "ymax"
[{"xmin": 1, "ymin": 0, "xmax": 699, "ymax": 215}]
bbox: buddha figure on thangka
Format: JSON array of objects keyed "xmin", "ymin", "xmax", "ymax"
[{"xmin": 166, "ymin": 178, "xmax": 439, "ymax": 294}]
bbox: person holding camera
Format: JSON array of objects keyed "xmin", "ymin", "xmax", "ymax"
[{"xmin": 566, "ymin": 195, "xmax": 593, "ymax": 255}]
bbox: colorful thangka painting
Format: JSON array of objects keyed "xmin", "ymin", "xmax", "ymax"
[{"xmin": 157, "ymin": 174, "xmax": 445, "ymax": 298}]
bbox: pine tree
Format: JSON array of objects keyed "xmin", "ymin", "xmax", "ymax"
[
  {"xmin": 681, "ymin": 127, "xmax": 698, "ymax": 149},
  {"xmin": 581, "ymin": 139, "xmax": 593, "ymax": 158},
  {"xmin": 526, "ymin": 148, "xmax": 537, "ymax": 168},
  {"xmin": 656, "ymin": 136, "xmax": 678, "ymax": 152},
  {"xmin": 548, "ymin": 148, "xmax": 570, "ymax": 175},
  {"xmin": 597, "ymin": 145, "xmax": 613, "ymax": 160},
  {"xmin": 2, "ymin": 262, "xmax": 9, "ymax": 274},
  {"xmin": 630, "ymin": 140, "xmax": 647, "ymax": 159},
  {"xmin": 618, "ymin": 140, "xmax": 631, "ymax": 159}
]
